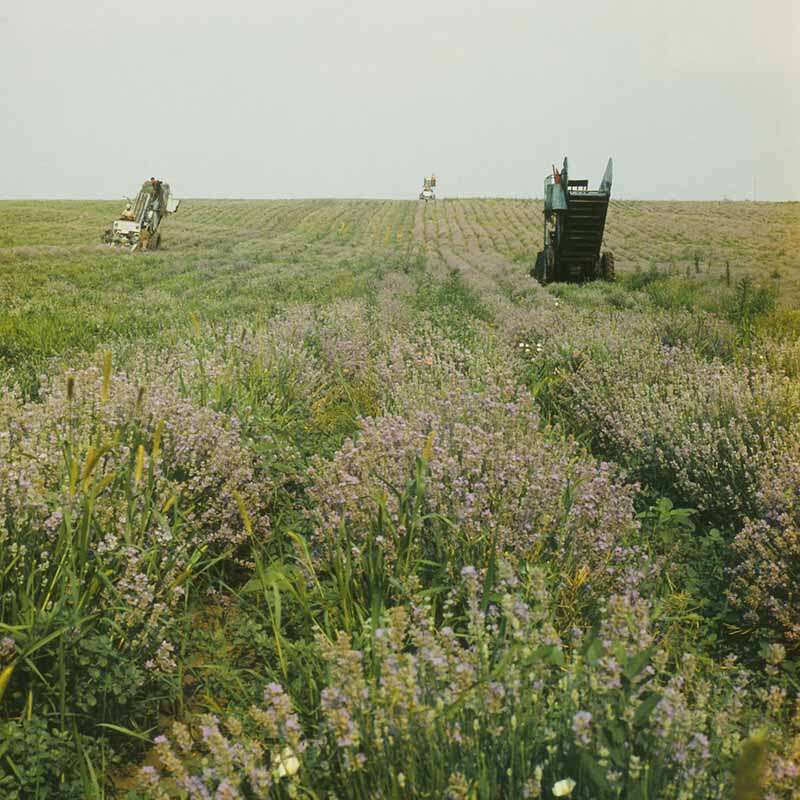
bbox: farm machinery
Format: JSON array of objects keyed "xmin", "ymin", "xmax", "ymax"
[
  {"xmin": 419, "ymin": 175, "xmax": 437, "ymax": 202},
  {"xmin": 531, "ymin": 157, "xmax": 615, "ymax": 283},
  {"xmin": 102, "ymin": 178, "xmax": 180, "ymax": 251}
]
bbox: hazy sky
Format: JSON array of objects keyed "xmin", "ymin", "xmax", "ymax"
[{"xmin": 1, "ymin": 0, "xmax": 797, "ymax": 200}]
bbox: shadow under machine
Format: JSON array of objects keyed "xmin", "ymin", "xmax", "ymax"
[
  {"xmin": 532, "ymin": 157, "xmax": 615, "ymax": 284},
  {"xmin": 103, "ymin": 178, "xmax": 180, "ymax": 252}
]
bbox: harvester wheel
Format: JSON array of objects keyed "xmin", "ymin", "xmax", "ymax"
[
  {"xmin": 149, "ymin": 232, "xmax": 161, "ymax": 251},
  {"xmin": 532, "ymin": 251, "xmax": 546, "ymax": 282},
  {"xmin": 601, "ymin": 251, "xmax": 615, "ymax": 281}
]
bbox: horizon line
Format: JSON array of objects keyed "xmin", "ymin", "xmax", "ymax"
[{"xmin": 0, "ymin": 196, "xmax": 797, "ymax": 204}]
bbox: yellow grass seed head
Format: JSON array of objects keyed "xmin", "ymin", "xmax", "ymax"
[
  {"xmin": 566, "ymin": 565, "xmax": 591, "ymax": 590},
  {"xmin": 152, "ymin": 420, "xmax": 164, "ymax": 462},
  {"xmin": 733, "ymin": 729, "xmax": 769, "ymax": 800},
  {"xmin": 95, "ymin": 473, "xmax": 115, "ymax": 496},
  {"xmin": 233, "ymin": 489, "xmax": 253, "ymax": 536},
  {"xmin": 81, "ymin": 446, "xmax": 103, "ymax": 492},
  {"xmin": 134, "ymin": 444, "xmax": 145, "ymax": 486},
  {"xmin": 101, "ymin": 351, "xmax": 112, "ymax": 402},
  {"xmin": 0, "ymin": 662, "xmax": 16, "ymax": 703},
  {"xmin": 69, "ymin": 457, "xmax": 79, "ymax": 497},
  {"xmin": 422, "ymin": 431, "xmax": 436, "ymax": 462}
]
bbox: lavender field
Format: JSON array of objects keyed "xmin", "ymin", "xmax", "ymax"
[{"xmin": 1, "ymin": 198, "xmax": 799, "ymax": 798}]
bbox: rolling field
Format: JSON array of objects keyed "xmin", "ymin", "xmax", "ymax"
[{"xmin": 1, "ymin": 198, "xmax": 800, "ymax": 798}]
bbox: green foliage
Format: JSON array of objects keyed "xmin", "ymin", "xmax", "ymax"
[
  {"xmin": 726, "ymin": 276, "xmax": 777, "ymax": 343},
  {"xmin": 413, "ymin": 268, "xmax": 493, "ymax": 348},
  {"xmin": 0, "ymin": 717, "xmax": 108, "ymax": 799},
  {"xmin": 621, "ymin": 265, "xmax": 666, "ymax": 292},
  {"xmin": 69, "ymin": 633, "xmax": 149, "ymax": 716}
]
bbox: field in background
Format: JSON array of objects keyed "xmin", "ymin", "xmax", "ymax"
[
  {"xmin": 1, "ymin": 198, "xmax": 799, "ymax": 798},
  {"xmin": 2, "ymin": 197, "xmax": 798, "ymax": 280},
  {"xmin": 1, "ymin": 199, "xmax": 798, "ymax": 390}
]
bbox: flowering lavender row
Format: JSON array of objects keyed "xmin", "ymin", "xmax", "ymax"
[
  {"xmin": 140, "ymin": 565, "xmax": 799, "ymax": 799},
  {"xmin": 0, "ymin": 360, "xmax": 272, "ymax": 744},
  {"xmin": 506, "ymin": 295, "xmax": 800, "ymax": 648},
  {"xmin": 308, "ymin": 380, "xmax": 647, "ymax": 607}
]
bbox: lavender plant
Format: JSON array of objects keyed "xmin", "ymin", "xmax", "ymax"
[
  {"xmin": 308, "ymin": 382, "xmax": 647, "ymax": 615},
  {"xmin": 519, "ymin": 333, "xmax": 799, "ymax": 529},
  {"xmin": 139, "ymin": 565, "xmax": 797, "ymax": 799},
  {"xmin": 729, "ymin": 440, "xmax": 800, "ymax": 645},
  {"xmin": 0, "ymin": 359, "xmax": 271, "ymax": 753}
]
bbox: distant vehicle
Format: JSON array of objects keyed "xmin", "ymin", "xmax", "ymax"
[
  {"xmin": 532, "ymin": 157, "xmax": 615, "ymax": 283},
  {"xmin": 419, "ymin": 175, "xmax": 437, "ymax": 202},
  {"xmin": 102, "ymin": 178, "xmax": 180, "ymax": 252}
]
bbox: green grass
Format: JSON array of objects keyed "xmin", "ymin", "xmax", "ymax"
[{"xmin": 0, "ymin": 201, "xmax": 421, "ymax": 395}]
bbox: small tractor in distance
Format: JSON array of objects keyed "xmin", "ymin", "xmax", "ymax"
[
  {"xmin": 103, "ymin": 178, "xmax": 180, "ymax": 252},
  {"xmin": 419, "ymin": 175, "xmax": 437, "ymax": 202},
  {"xmin": 532, "ymin": 157, "xmax": 615, "ymax": 284}
]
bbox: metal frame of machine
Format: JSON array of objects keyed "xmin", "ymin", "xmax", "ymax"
[
  {"xmin": 532, "ymin": 157, "xmax": 615, "ymax": 284},
  {"xmin": 419, "ymin": 175, "xmax": 437, "ymax": 202},
  {"xmin": 103, "ymin": 178, "xmax": 180, "ymax": 252}
]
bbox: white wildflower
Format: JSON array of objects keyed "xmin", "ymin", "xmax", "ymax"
[
  {"xmin": 552, "ymin": 778, "xmax": 576, "ymax": 796},
  {"xmin": 272, "ymin": 746, "xmax": 300, "ymax": 779}
]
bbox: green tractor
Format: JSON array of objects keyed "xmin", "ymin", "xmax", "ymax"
[{"xmin": 532, "ymin": 156, "xmax": 615, "ymax": 284}]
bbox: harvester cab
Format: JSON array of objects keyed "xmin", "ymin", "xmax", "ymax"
[
  {"xmin": 419, "ymin": 174, "xmax": 437, "ymax": 202},
  {"xmin": 532, "ymin": 157, "xmax": 614, "ymax": 284},
  {"xmin": 103, "ymin": 178, "xmax": 180, "ymax": 252}
]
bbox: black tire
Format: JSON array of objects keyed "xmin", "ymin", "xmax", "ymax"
[
  {"xmin": 149, "ymin": 231, "xmax": 161, "ymax": 251},
  {"xmin": 531, "ymin": 250, "xmax": 546, "ymax": 281},
  {"xmin": 601, "ymin": 251, "xmax": 615, "ymax": 281}
]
